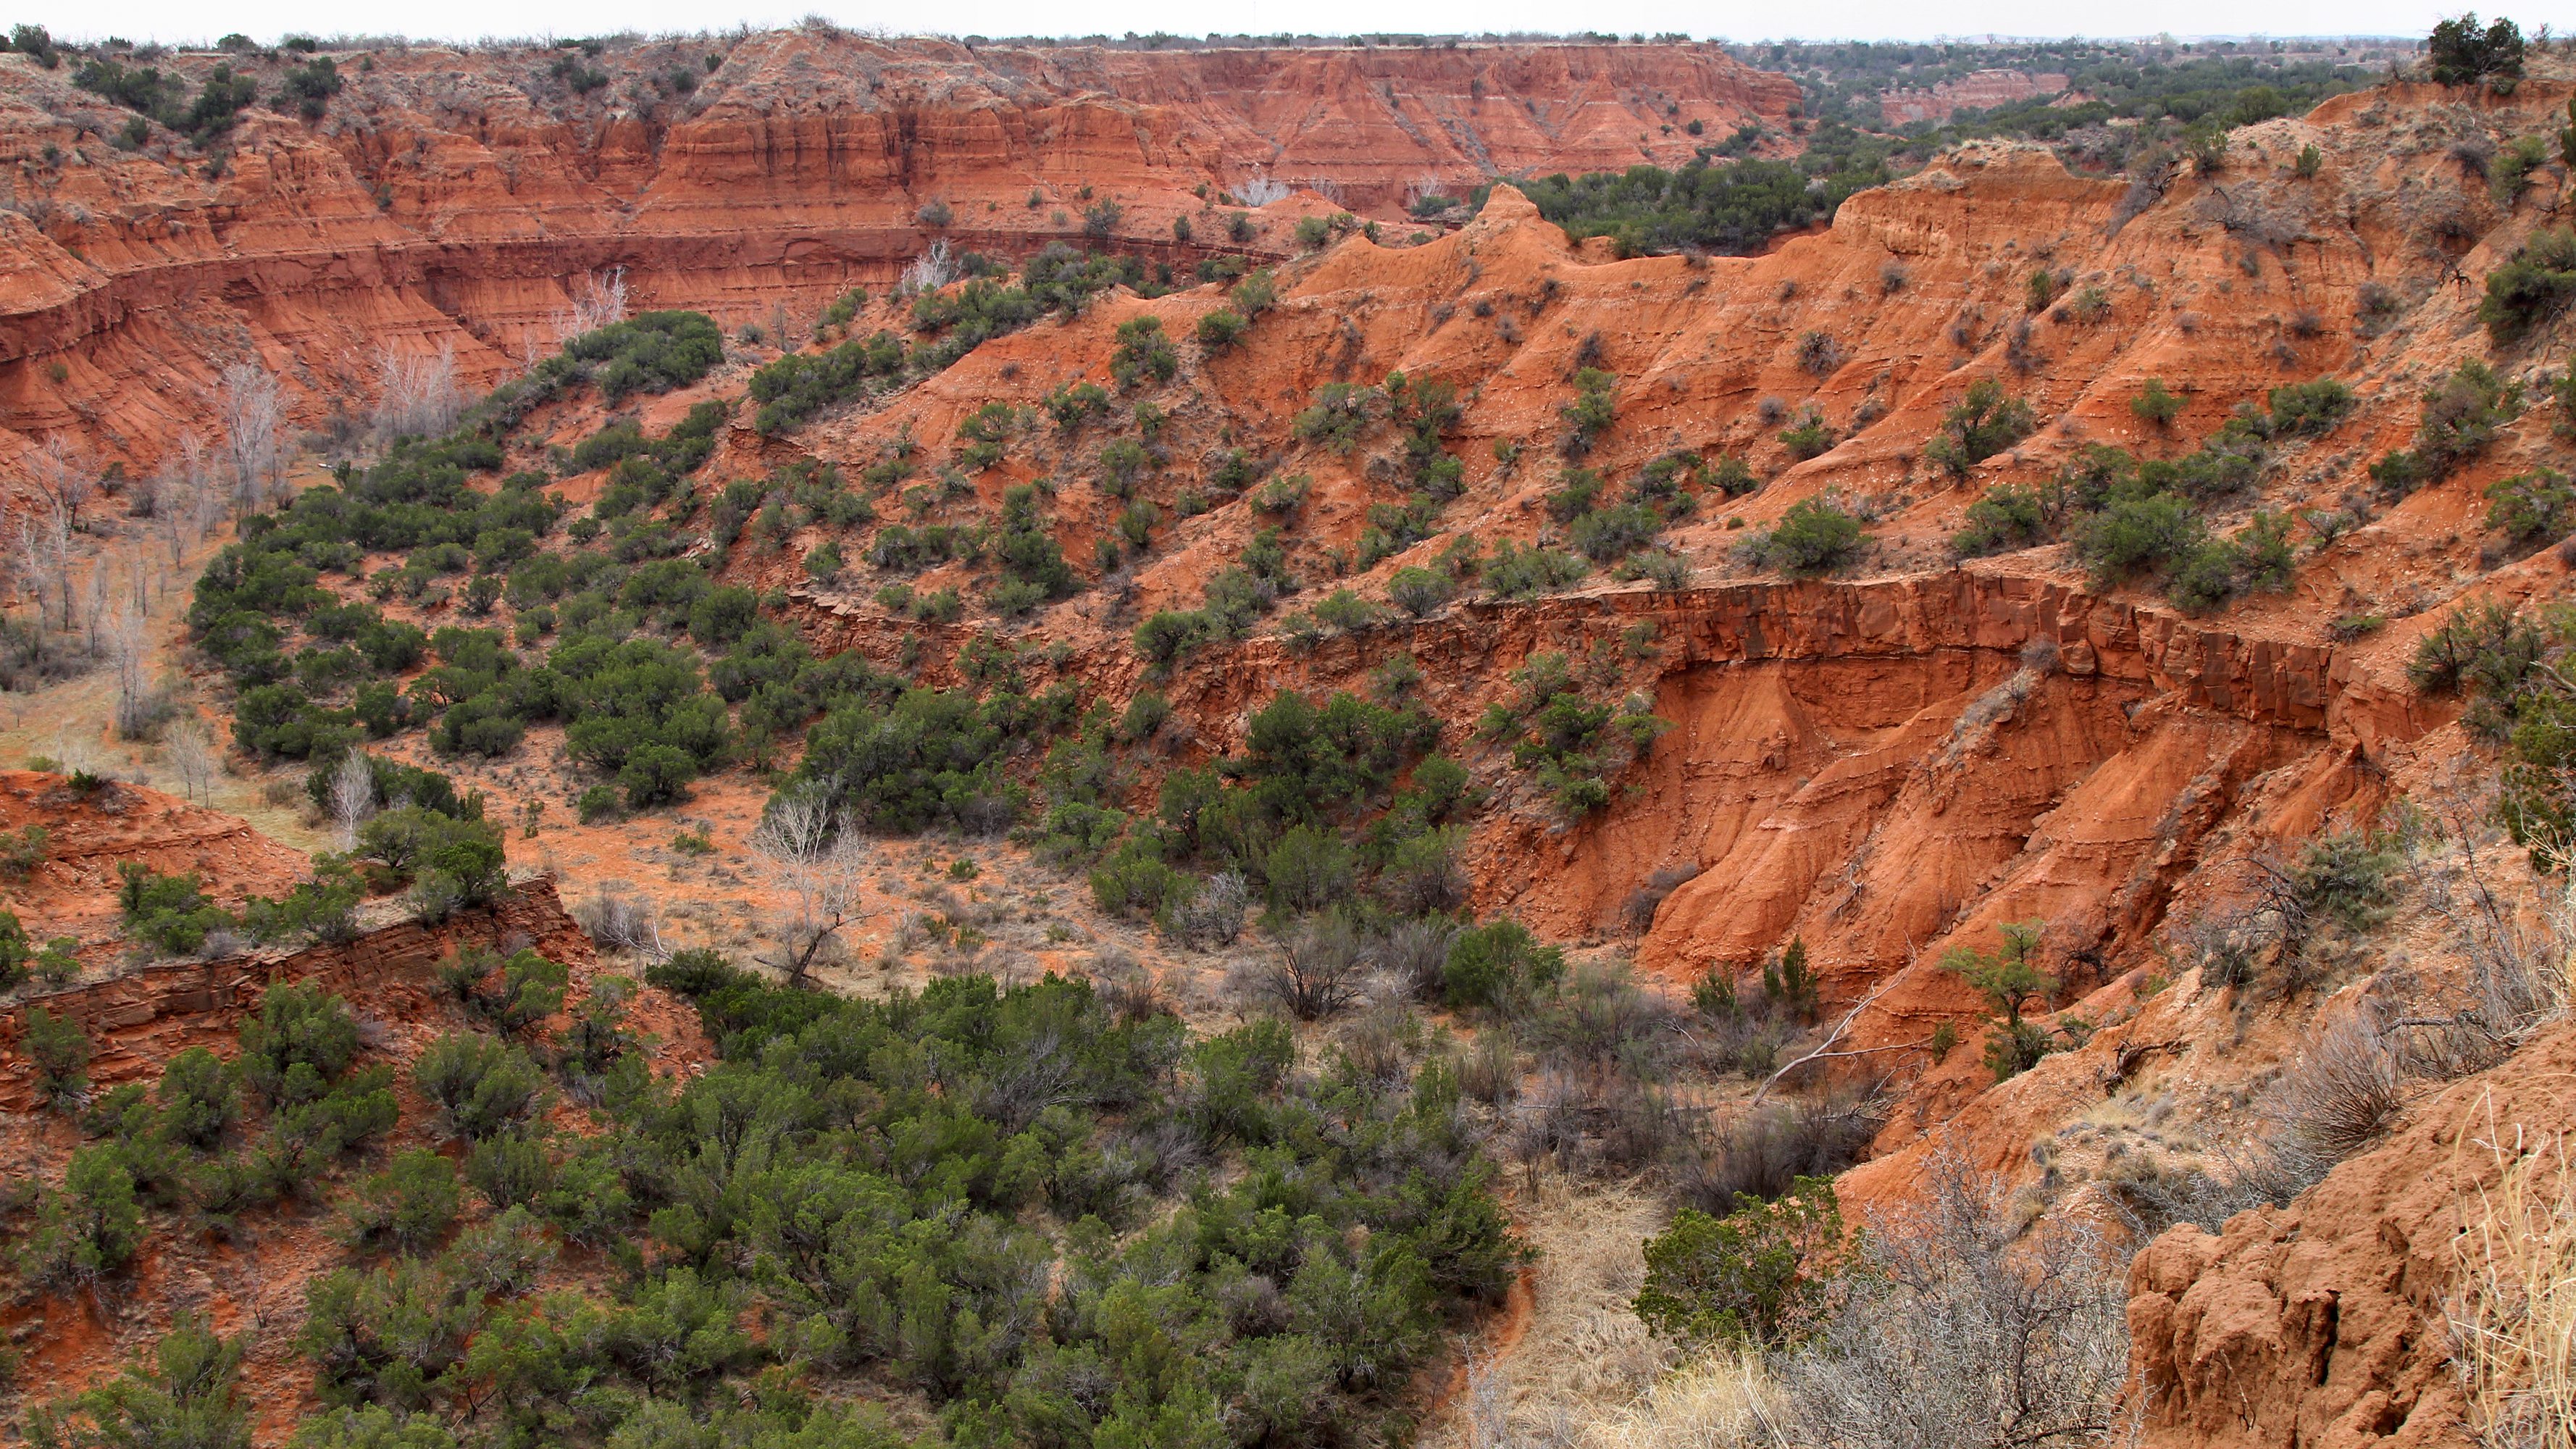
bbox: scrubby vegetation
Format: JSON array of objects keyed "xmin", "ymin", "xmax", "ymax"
[
  {"xmin": 2412, "ymin": 600, "xmax": 2576, "ymax": 874},
  {"xmin": 753, "ymin": 247, "xmax": 1220, "ymax": 437},
  {"xmin": 2480, "ymin": 227, "xmax": 2576, "ymax": 346},
  {"xmin": 1513, "ymin": 133, "xmax": 1904, "ymax": 257},
  {"xmin": 1923, "ymin": 378, "xmax": 2037, "ymax": 481},
  {"xmin": 1749, "ymin": 499, "xmax": 1867, "ymax": 577},
  {"xmin": 2370, "ymin": 361, "xmax": 2522, "ymax": 497},
  {"xmin": 1952, "ymin": 379, "xmax": 2351, "ymax": 612}
]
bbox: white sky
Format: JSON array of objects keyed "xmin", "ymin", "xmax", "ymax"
[{"xmin": 26, "ymin": 0, "xmax": 2576, "ymax": 47}]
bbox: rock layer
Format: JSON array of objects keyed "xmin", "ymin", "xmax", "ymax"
[{"xmin": 0, "ymin": 34, "xmax": 1795, "ymax": 464}]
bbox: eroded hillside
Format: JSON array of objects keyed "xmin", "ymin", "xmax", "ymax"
[
  {"xmin": 0, "ymin": 24, "xmax": 2572, "ymax": 1449},
  {"xmin": 0, "ymin": 31, "xmax": 1794, "ymax": 464}
]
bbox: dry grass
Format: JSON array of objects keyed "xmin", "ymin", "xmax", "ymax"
[
  {"xmin": 1569, "ymin": 1353, "xmax": 1786, "ymax": 1449},
  {"xmin": 2450, "ymin": 1127, "xmax": 2576, "ymax": 1449},
  {"xmin": 2267, "ymin": 1011, "xmax": 2404, "ymax": 1169},
  {"xmin": 1439, "ymin": 1177, "xmax": 1676, "ymax": 1449}
]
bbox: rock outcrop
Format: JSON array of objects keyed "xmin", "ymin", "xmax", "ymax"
[{"xmin": 2128, "ymin": 1020, "xmax": 2576, "ymax": 1448}]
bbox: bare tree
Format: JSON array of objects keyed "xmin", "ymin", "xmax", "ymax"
[
  {"xmin": 178, "ymin": 430, "xmax": 221, "ymax": 541},
  {"xmin": 79, "ymin": 560, "xmax": 106, "ymax": 659},
  {"xmin": 574, "ymin": 882, "xmax": 667, "ymax": 959},
  {"xmin": 105, "ymin": 602, "xmax": 153, "ymax": 738},
  {"xmin": 372, "ymin": 339, "xmax": 464, "ymax": 443},
  {"xmin": 327, "ymin": 748, "xmax": 377, "ymax": 849},
  {"xmin": 898, "ymin": 238, "xmax": 956, "ymax": 295},
  {"xmin": 1777, "ymin": 1151, "xmax": 2133, "ymax": 1449},
  {"xmin": 218, "ymin": 362, "xmax": 286, "ymax": 516},
  {"xmin": 750, "ymin": 787, "xmax": 866, "ymax": 988},
  {"xmin": 14, "ymin": 508, "xmax": 71, "ymax": 638},
  {"xmin": 552, "ymin": 267, "xmax": 629, "ymax": 343},
  {"xmin": 28, "ymin": 434, "xmax": 88, "ymax": 525},
  {"xmin": 1250, "ymin": 911, "xmax": 1370, "ymax": 1020},
  {"xmin": 164, "ymin": 717, "xmax": 216, "ymax": 805},
  {"xmin": 1236, "ymin": 171, "xmax": 1291, "ymax": 206}
]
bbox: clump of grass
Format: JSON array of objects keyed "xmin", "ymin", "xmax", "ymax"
[{"xmin": 2449, "ymin": 1132, "xmax": 2576, "ymax": 1448}]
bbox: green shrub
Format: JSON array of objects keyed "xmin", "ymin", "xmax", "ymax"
[
  {"xmin": 1252, "ymin": 473, "xmax": 1310, "ymax": 514},
  {"xmin": 2409, "ymin": 601, "xmax": 2544, "ymax": 700},
  {"xmin": 2130, "ymin": 378, "xmax": 2185, "ymax": 427},
  {"xmin": 1097, "ymin": 438, "xmax": 1152, "ymax": 498},
  {"xmin": 413, "ymin": 1035, "xmax": 547, "ymax": 1142},
  {"xmin": 0, "ymin": 822, "xmax": 47, "ymax": 879},
  {"xmin": 1778, "ymin": 411, "xmax": 1837, "ymax": 460},
  {"xmin": 1940, "ymin": 920, "xmax": 2069, "ymax": 1080},
  {"xmin": 341, "ymin": 1148, "xmax": 461, "ymax": 1255},
  {"xmin": 156, "ymin": 1048, "xmax": 241, "ymax": 1150},
  {"xmin": 1924, "ymin": 378, "xmax": 2037, "ymax": 481},
  {"xmin": 1109, "ymin": 317, "xmax": 1180, "ymax": 389},
  {"xmin": 2428, "ymin": 12, "xmax": 2525, "ymax": 87},
  {"xmin": 1313, "ymin": 588, "xmax": 1384, "ymax": 632},
  {"xmin": 2266, "ymin": 377, "xmax": 2357, "ymax": 435},
  {"xmin": 1570, "ymin": 503, "xmax": 1665, "ymax": 561},
  {"xmin": 1292, "ymin": 383, "xmax": 1381, "ymax": 453},
  {"xmin": 1519, "ymin": 156, "xmax": 1873, "ymax": 257},
  {"xmin": 117, "ymin": 863, "xmax": 236, "ymax": 956},
  {"xmin": 21, "ymin": 1145, "xmax": 146, "ymax": 1284},
  {"xmin": 1557, "ymin": 368, "xmax": 1618, "ymax": 456},
  {"xmin": 2072, "ymin": 490, "xmax": 2203, "ymax": 582},
  {"xmin": 1443, "ymin": 919, "xmax": 1565, "ymax": 1011},
  {"xmin": 2377, "ymin": 360, "xmax": 2526, "ymax": 495},
  {"xmin": 32, "ymin": 935, "xmax": 78, "ymax": 985},
  {"xmin": 1481, "ymin": 540, "xmax": 1588, "ymax": 600},
  {"xmin": 0, "ymin": 908, "xmax": 28, "ymax": 990},
  {"xmin": 2485, "ymin": 227, "xmax": 2576, "ymax": 347},
  {"xmin": 1193, "ymin": 306, "xmax": 1248, "ymax": 352},
  {"xmin": 238, "ymin": 982, "xmax": 363, "ymax": 1107},
  {"xmin": 1761, "ymin": 938, "xmax": 1821, "ymax": 1023},
  {"xmin": 1752, "ymin": 498, "xmax": 1866, "ymax": 575},
  {"xmin": 1634, "ymin": 1176, "xmax": 1842, "ymax": 1347},
  {"xmin": 240, "ymin": 861, "xmax": 364, "ymax": 948},
  {"xmin": 786, "ymin": 687, "xmax": 1016, "ymax": 833},
  {"xmin": 1134, "ymin": 611, "xmax": 1206, "ymax": 666},
  {"xmin": 2296, "ymin": 828, "xmax": 2402, "ymax": 934},
  {"xmin": 1952, "ymin": 483, "xmax": 2052, "ymax": 556},
  {"xmin": 2487, "ymin": 467, "xmax": 2576, "ymax": 545},
  {"xmin": 1388, "ymin": 567, "xmax": 1457, "ymax": 617},
  {"xmin": 30, "ymin": 1314, "xmax": 248, "ymax": 1447},
  {"xmin": 442, "ymin": 947, "xmax": 569, "ymax": 1036},
  {"xmin": 1260, "ymin": 825, "xmax": 1356, "ymax": 913},
  {"xmin": 24, "ymin": 1006, "xmax": 91, "ymax": 1106}
]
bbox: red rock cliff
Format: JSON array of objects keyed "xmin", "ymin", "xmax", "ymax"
[{"xmin": 0, "ymin": 33, "xmax": 1795, "ymax": 464}]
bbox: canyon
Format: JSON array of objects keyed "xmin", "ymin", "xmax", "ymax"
[
  {"xmin": 0, "ymin": 26, "xmax": 2565, "ymax": 1449},
  {"xmin": 0, "ymin": 32, "xmax": 1794, "ymax": 465}
]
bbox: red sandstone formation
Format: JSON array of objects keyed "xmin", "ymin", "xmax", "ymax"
[{"xmin": 0, "ymin": 34, "xmax": 1794, "ymax": 467}]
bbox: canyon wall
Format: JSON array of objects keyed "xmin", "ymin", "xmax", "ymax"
[{"xmin": 0, "ymin": 34, "xmax": 1795, "ymax": 465}]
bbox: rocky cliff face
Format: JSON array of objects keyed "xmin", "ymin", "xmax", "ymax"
[{"xmin": 0, "ymin": 33, "xmax": 1794, "ymax": 466}]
